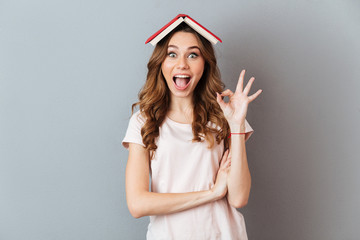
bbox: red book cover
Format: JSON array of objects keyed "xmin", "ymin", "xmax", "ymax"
[
  {"xmin": 185, "ymin": 15, "xmax": 222, "ymax": 43},
  {"xmin": 145, "ymin": 14, "xmax": 222, "ymax": 44}
]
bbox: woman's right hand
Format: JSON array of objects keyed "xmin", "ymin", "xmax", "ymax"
[{"xmin": 211, "ymin": 149, "xmax": 231, "ymax": 200}]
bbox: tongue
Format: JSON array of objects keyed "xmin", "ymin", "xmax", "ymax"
[{"xmin": 175, "ymin": 78, "xmax": 188, "ymax": 87}]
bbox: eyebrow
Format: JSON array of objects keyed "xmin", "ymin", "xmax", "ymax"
[{"xmin": 168, "ymin": 45, "xmax": 200, "ymax": 50}]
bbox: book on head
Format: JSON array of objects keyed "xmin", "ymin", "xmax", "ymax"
[{"xmin": 145, "ymin": 14, "xmax": 222, "ymax": 45}]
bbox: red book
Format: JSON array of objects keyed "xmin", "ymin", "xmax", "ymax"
[{"xmin": 145, "ymin": 14, "xmax": 222, "ymax": 45}]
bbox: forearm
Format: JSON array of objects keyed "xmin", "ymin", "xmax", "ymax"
[
  {"xmin": 227, "ymin": 123, "xmax": 252, "ymax": 208},
  {"xmin": 126, "ymin": 143, "xmax": 226, "ymax": 218},
  {"xmin": 128, "ymin": 189, "xmax": 221, "ymax": 218}
]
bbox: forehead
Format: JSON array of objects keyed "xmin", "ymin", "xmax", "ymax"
[{"xmin": 168, "ymin": 31, "xmax": 200, "ymax": 48}]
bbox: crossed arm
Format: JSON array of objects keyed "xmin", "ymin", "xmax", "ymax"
[
  {"xmin": 125, "ymin": 137, "xmax": 250, "ymax": 218},
  {"xmin": 216, "ymin": 69, "xmax": 262, "ymax": 208},
  {"xmin": 226, "ymin": 125, "xmax": 251, "ymax": 208},
  {"xmin": 125, "ymin": 143, "xmax": 230, "ymax": 218}
]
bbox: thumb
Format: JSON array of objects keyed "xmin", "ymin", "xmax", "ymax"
[{"xmin": 216, "ymin": 92, "xmax": 226, "ymax": 111}]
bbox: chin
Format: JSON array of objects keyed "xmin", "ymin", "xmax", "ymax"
[{"xmin": 170, "ymin": 88, "xmax": 193, "ymax": 98}]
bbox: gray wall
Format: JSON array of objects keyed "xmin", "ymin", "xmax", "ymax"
[{"xmin": 1, "ymin": 0, "xmax": 359, "ymax": 239}]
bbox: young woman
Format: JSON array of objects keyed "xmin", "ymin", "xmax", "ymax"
[{"xmin": 123, "ymin": 20, "xmax": 262, "ymax": 239}]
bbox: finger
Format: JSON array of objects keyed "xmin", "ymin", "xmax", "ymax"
[
  {"xmin": 248, "ymin": 89, "xmax": 263, "ymax": 102},
  {"xmin": 222, "ymin": 152, "xmax": 232, "ymax": 170},
  {"xmin": 221, "ymin": 149, "xmax": 229, "ymax": 161},
  {"xmin": 221, "ymin": 159, "xmax": 231, "ymax": 170},
  {"xmin": 223, "ymin": 153, "xmax": 231, "ymax": 167},
  {"xmin": 235, "ymin": 69, "xmax": 245, "ymax": 93},
  {"xmin": 220, "ymin": 89, "xmax": 234, "ymax": 98},
  {"xmin": 243, "ymin": 77, "xmax": 255, "ymax": 95},
  {"xmin": 220, "ymin": 149, "xmax": 230, "ymax": 167},
  {"xmin": 225, "ymin": 164, "xmax": 231, "ymax": 173},
  {"xmin": 216, "ymin": 92, "xmax": 227, "ymax": 111},
  {"xmin": 226, "ymin": 158, "xmax": 231, "ymax": 168}
]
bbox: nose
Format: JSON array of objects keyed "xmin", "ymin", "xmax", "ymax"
[{"xmin": 176, "ymin": 55, "xmax": 189, "ymax": 69}]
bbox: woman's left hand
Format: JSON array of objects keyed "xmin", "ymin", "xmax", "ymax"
[{"xmin": 216, "ymin": 69, "xmax": 262, "ymax": 126}]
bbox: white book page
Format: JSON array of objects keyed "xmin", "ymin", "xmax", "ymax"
[
  {"xmin": 184, "ymin": 17, "xmax": 218, "ymax": 44},
  {"xmin": 149, "ymin": 18, "xmax": 185, "ymax": 46}
]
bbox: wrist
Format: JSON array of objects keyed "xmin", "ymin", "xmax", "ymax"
[
  {"xmin": 229, "ymin": 124, "xmax": 246, "ymax": 133},
  {"xmin": 210, "ymin": 187, "xmax": 225, "ymax": 201}
]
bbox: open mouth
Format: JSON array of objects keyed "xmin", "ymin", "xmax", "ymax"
[{"xmin": 173, "ymin": 75, "xmax": 191, "ymax": 90}]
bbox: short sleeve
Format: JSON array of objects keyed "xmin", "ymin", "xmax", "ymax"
[
  {"xmin": 122, "ymin": 111, "xmax": 146, "ymax": 150},
  {"xmin": 244, "ymin": 119, "xmax": 254, "ymax": 141}
]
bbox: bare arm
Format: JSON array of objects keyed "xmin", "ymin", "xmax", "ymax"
[
  {"xmin": 216, "ymin": 69, "xmax": 262, "ymax": 208},
  {"xmin": 125, "ymin": 143, "xmax": 229, "ymax": 218},
  {"xmin": 226, "ymin": 124, "xmax": 251, "ymax": 208}
]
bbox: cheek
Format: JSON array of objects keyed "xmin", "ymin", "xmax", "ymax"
[
  {"xmin": 195, "ymin": 61, "xmax": 205, "ymax": 76},
  {"xmin": 162, "ymin": 60, "xmax": 173, "ymax": 74},
  {"xmin": 161, "ymin": 63, "xmax": 170, "ymax": 82}
]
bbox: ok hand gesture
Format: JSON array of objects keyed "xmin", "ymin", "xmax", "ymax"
[{"xmin": 216, "ymin": 69, "xmax": 262, "ymax": 127}]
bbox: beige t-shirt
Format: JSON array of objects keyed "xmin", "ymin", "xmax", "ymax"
[{"xmin": 122, "ymin": 110, "xmax": 254, "ymax": 240}]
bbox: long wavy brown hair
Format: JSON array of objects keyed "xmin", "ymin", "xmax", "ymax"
[{"xmin": 132, "ymin": 23, "xmax": 230, "ymax": 158}]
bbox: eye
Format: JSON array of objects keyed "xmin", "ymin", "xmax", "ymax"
[
  {"xmin": 168, "ymin": 52, "xmax": 177, "ymax": 58},
  {"xmin": 188, "ymin": 53, "xmax": 198, "ymax": 58}
]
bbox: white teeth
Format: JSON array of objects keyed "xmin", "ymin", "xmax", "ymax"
[{"xmin": 174, "ymin": 75, "xmax": 190, "ymax": 78}]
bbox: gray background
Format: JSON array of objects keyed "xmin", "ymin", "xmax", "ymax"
[{"xmin": 1, "ymin": 0, "xmax": 359, "ymax": 239}]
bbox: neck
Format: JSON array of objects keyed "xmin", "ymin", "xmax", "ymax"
[{"xmin": 168, "ymin": 95, "xmax": 194, "ymax": 115}]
